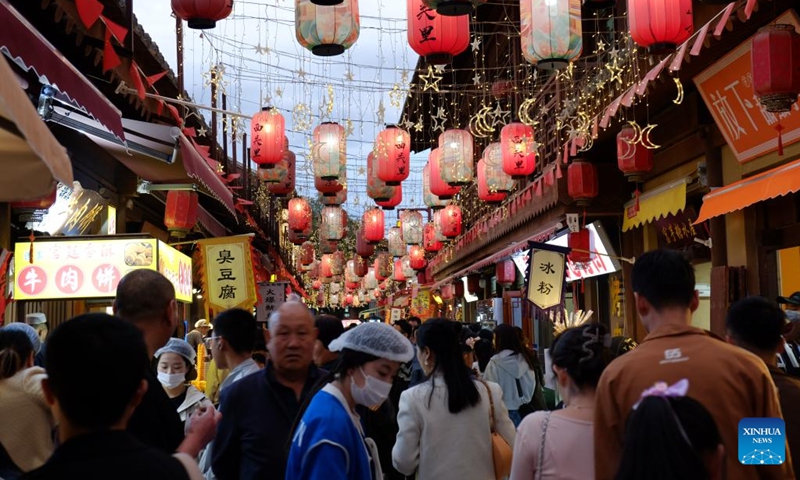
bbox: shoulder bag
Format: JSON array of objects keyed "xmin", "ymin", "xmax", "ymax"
[
  {"xmin": 536, "ymin": 412, "xmax": 552, "ymax": 480},
  {"xmin": 479, "ymin": 380, "xmax": 513, "ymax": 480}
]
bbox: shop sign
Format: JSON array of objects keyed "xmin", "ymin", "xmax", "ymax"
[
  {"xmin": 157, "ymin": 241, "xmax": 192, "ymax": 303},
  {"xmin": 256, "ymin": 282, "xmax": 287, "ymax": 323},
  {"xmin": 410, "ymin": 289, "xmax": 436, "ymax": 319},
  {"xmin": 526, "ymin": 247, "xmax": 565, "ymax": 310},
  {"xmin": 545, "ymin": 221, "xmax": 622, "ymax": 282},
  {"xmin": 198, "ymin": 236, "xmax": 256, "ymax": 312},
  {"xmin": 29, "ymin": 182, "xmax": 106, "ymax": 236},
  {"xmin": 694, "ymin": 11, "xmax": 800, "ymax": 164},
  {"xmin": 654, "ymin": 208, "xmax": 707, "ymax": 249}
]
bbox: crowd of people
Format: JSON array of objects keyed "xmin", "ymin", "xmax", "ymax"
[{"xmin": 0, "ymin": 249, "xmax": 798, "ymax": 479}]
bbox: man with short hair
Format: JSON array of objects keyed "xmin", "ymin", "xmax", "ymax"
[
  {"xmin": 727, "ymin": 296, "xmax": 800, "ymax": 470},
  {"xmin": 594, "ymin": 250, "xmax": 794, "ymax": 480},
  {"xmin": 209, "ymin": 309, "xmax": 259, "ymax": 394},
  {"xmin": 114, "ymin": 269, "xmax": 218, "ymax": 458},
  {"xmin": 212, "ymin": 301, "xmax": 324, "ymax": 480},
  {"xmin": 22, "ymin": 313, "xmax": 203, "ymax": 480},
  {"xmin": 187, "ymin": 319, "xmax": 211, "ymax": 352}
]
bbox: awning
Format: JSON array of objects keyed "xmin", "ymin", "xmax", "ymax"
[
  {"xmin": 0, "ymin": 1, "xmax": 124, "ymax": 140},
  {"xmin": 0, "ymin": 54, "xmax": 72, "ymax": 200},
  {"xmin": 695, "ymin": 158, "xmax": 800, "ymax": 224},
  {"xmin": 622, "ymin": 179, "xmax": 687, "ymax": 232}
]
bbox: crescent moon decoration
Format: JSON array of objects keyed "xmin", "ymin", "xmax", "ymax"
[
  {"xmin": 640, "ymin": 124, "xmax": 661, "ymax": 150},
  {"xmin": 624, "ymin": 121, "xmax": 642, "ymax": 145},
  {"xmin": 673, "ymin": 77, "xmax": 684, "ymax": 105},
  {"xmin": 519, "ymin": 97, "xmax": 539, "ymax": 126},
  {"xmin": 618, "ymin": 137, "xmax": 635, "ymax": 160},
  {"xmin": 477, "ymin": 106, "xmax": 495, "ymax": 136}
]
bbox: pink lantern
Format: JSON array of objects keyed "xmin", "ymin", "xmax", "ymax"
[
  {"xmin": 477, "ymin": 158, "xmax": 507, "ymax": 203},
  {"xmin": 363, "ymin": 208, "xmax": 385, "ymax": 243},
  {"xmin": 321, "ymin": 186, "xmax": 347, "ymax": 206},
  {"xmin": 423, "ymin": 222, "xmax": 444, "ymax": 252},
  {"xmin": 628, "ymin": 0, "xmax": 693, "ymax": 55},
  {"xmin": 441, "ymin": 204, "xmax": 462, "ymax": 238},
  {"xmin": 482, "ymin": 142, "xmax": 514, "ymax": 193},
  {"xmin": 439, "ymin": 129, "xmax": 474, "ymax": 186},
  {"xmin": 250, "ymin": 107, "xmax": 285, "ymax": 166},
  {"xmin": 315, "ymin": 174, "xmax": 345, "ymax": 196},
  {"xmin": 288, "ymin": 198, "xmax": 312, "ymax": 232},
  {"xmin": 429, "ymin": 148, "xmax": 461, "ymax": 200},
  {"xmin": 501, "ymin": 123, "xmax": 536, "ymax": 179},
  {"xmin": 423, "ymin": 163, "xmax": 449, "ymax": 209},
  {"xmin": 376, "ymin": 184, "xmax": 402, "ymax": 210},
  {"xmin": 409, "ymin": 245, "xmax": 427, "ymax": 270},
  {"xmin": 394, "ymin": 258, "xmax": 407, "ymax": 282},
  {"xmin": 367, "ymin": 152, "xmax": 395, "ymax": 202},
  {"xmin": 264, "ymin": 147, "xmax": 296, "ymax": 197},
  {"xmin": 375, "ymin": 126, "xmax": 411, "ymax": 185}
]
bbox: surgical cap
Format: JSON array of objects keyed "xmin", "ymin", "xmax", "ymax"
[
  {"xmin": 328, "ymin": 322, "xmax": 414, "ymax": 363},
  {"xmin": 2, "ymin": 323, "xmax": 41, "ymax": 354},
  {"xmin": 154, "ymin": 338, "xmax": 197, "ymax": 364}
]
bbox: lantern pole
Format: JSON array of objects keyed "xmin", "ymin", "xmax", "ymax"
[{"xmin": 222, "ymin": 93, "xmax": 229, "ymax": 174}]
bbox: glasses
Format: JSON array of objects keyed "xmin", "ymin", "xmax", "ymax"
[{"xmin": 204, "ymin": 336, "xmax": 224, "ymax": 347}]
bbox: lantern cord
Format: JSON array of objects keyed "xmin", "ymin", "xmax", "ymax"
[
  {"xmin": 569, "ymin": 247, "xmax": 635, "ymax": 265},
  {"xmin": 776, "ymin": 122, "xmax": 784, "ymax": 156}
]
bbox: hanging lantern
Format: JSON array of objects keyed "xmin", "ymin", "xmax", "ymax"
[
  {"xmin": 319, "ymin": 238, "xmax": 337, "ymax": 255},
  {"xmin": 346, "ymin": 260, "xmax": 361, "ymax": 283},
  {"xmin": 309, "ymin": 260, "xmax": 320, "ymax": 279},
  {"xmin": 356, "ymin": 227, "xmax": 376, "ymax": 258},
  {"xmin": 441, "ymin": 284, "xmax": 454, "ymax": 300},
  {"xmin": 482, "ymin": 143, "xmax": 515, "ymax": 193},
  {"xmin": 288, "ymin": 198, "xmax": 312, "ymax": 232},
  {"xmin": 300, "ymin": 241, "xmax": 315, "ymax": 265},
  {"xmin": 313, "ymin": 122, "xmax": 345, "ymax": 180},
  {"xmin": 366, "ymin": 268, "xmax": 379, "ymax": 289},
  {"xmin": 376, "ymin": 184, "xmax": 402, "ymax": 210},
  {"xmin": 394, "ymin": 258, "xmax": 407, "ymax": 282},
  {"xmin": 491, "ymin": 80, "xmax": 514, "ymax": 100},
  {"xmin": 345, "ymin": 293, "xmax": 354, "ymax": 306},
  {"xmin": 567, "ymin": 161, "xmax": 599, "ymax": 206},
  {"xmin": 321, "ymin": 186, "xmax": 348, "ymax": 206},
  {"xmin": 568, "ymin": 228, "xmax": 593, "ymax": 263},
  {"xmin": 315, "ymin": 175, "xmax": 345, "ymax": 197},
  {"xmin": 433, "ymin": 210, "xmax": 448, "ymax": 242},
  {"xmin": 321, "ymin": 206, "xmax": 347, "ymax": 241},
  {"xmin": 363, "ymin": 208, "xmax": 385, "ymax": 243},
  {"xmin": 454, "ymin": 281, "xmax": 465, "ymax": 297},
  {"xmin": 496, "ymin": 260, "xmax": 516, "ymax": 287},
  {"xmin": 628, "ymin": 0, "xmax": 693, "ymax": 55},
  {"xmin": 409, "ymin": 245, "xmax": 427, "ymax": 270},
  {"xmin": 401, "ymin": 256, "xmax": 415, "ymax": 279},
  {"xmin": 421, "ymin": 0, "xmax": 487, "ymax": 16},
  {"xmin": 439, "ymin": 129, "xmax": 474, "ymax": 186},
  {"xmin": 617, "ymin": 126, "xmax": 653, "ymax": 182},
  {"xmin": 423, "ymin": 222, "xmax": 444, "ymax": 252},
  {"xmin": 11, "ymin": 188, "xmax": 57, "ymax": 210},
  {"xmin": 295, "ymin": 0, "xmax": 360, "ymax": 56},
  {"xmin": 751, "ymin": 25, "xmax": 800, "ymax": 113},
  {"xmin": 520, "ymin": 0, "xmax": 582, "ymax": 69},
  {"xmin": 429, "ymin": 148, "xmax": 461, "ymax": 200},
  {"xmin": 501, "ymin": 123, "xmax": 536, "ymax": 179},
  {"xmin": 367, "ymin": 152, "xmax": 395, "ymax": 202},
  {"xmin": 401, "ymin": 210, "xmax": 423, "ymax": 245},
  {"xmin": 423, "ymin": 163, "xmax": 450, "ymax": 209},
  {"xmin": 374, "ymin": 253, "xmax": 391, "ymax": 281},
  {"xmin": 467, "ymin": 274, "xmax": 481, "ymax": 294},
  {"xmin": 375, "ymin": 126, "xmax": 411, "ymax": 185},
  {"xmin": 288, "ymin": 224, "xmax": 311, "ymax": 245},
  {"xmin": 164, "ymin": 190, "xmax": 199, "ymax": 239},
  {"xmin": 312, "ymin": 279, "xmax": 323, "ymax": 290},
  {"xmin": 441, "ymin": 204, "xmax": 462, "ymax": 238},
  {"xmin": 477, "ymin": 158, "xmax": 507, "ymax": 203},
  {"xmin": 265, "ymin": 148, "xmax": 296, "ymax": 197},
  {"xmin": 172, "ymin": 0, "xmax": 232, "ymax": 29},
  {"xmin": 321, "ymin": 254, "xmax": 335, "ymax": 278},
  {"xmin": 353, "ymin": 254, "xmax": 369, "ymax": 277},
  {"xmin": 250, "ymin": 107, "xmax": 285, "ymax": 166},
  {"xmin": 407, "ymin": 0, "xmax": 470, "ymax": 64},
  {"xmin": 388, "ymin": 226, "xmax": 406, "ymax": 257},
  {"xmin": 332, "ymin": 250, "xmax": 345, "ymax": 275}
]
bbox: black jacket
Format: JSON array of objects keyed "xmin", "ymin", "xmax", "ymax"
[{"xmin": 126, "ymin": 368, "xmax": 185, "ymax": 453}]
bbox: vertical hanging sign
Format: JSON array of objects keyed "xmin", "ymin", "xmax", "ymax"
[
  {"xmin": 198, "ymin": 236, "xmax": 256, "ymax": 312},
  {"xmin": 526, "ymin": 242, "xmax": 567, "ymax": 311},
  {"xmin": 256, "ymin": 282, "xmax": 288, "ymax": 323}
]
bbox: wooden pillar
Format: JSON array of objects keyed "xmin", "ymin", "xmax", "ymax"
[
  {"xmin": 621, "ymin": 228, "xmax": 644, "ymax": 342},
  {"xmin": 705, "ymin": 130, "xmax": 728, "ymax": 335}
]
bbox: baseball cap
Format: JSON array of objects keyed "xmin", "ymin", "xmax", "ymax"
[
  {"xmin": 777, "ymin": 292, "xmax": 800, "ymax": 306},
  {"xmin": 25, "ymin": 313, "xmax": 47, "ymax": 326},
  {"xmin": 195, "ymin": 319, "xmax": 212, "ymax": 329}
]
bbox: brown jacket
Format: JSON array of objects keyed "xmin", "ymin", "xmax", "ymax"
[
  {"xmin": 770, "ymin": 365, "xmax": 800, "ymax": 472},
  {"xmin": 594, "ymin": 323, "xmax": 794, "ymax": 480}
]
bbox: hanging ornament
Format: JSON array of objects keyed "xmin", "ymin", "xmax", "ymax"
[
  {"xmin": 477, "ymin": 158, "xmax": 507, "ymax": 203},
  {"xmin": 172, "ymin": 0, "xmax": 232, "ymax": 29},
  {"xmin": 520, "ymin": 0, "xmax": 582, "ymax": 69},
  {"xmin": 352, "ymin": 254, "xmax": 369, "ymax": 277},
  {"xmin": 401, "ymin": 256, "xmax": 415, "ymax": 279},
  {"xmin": 617, "ymin": 126, "xmax": 653, "ymax": 182},
  {"xmin": 568, "ymin": 228, "xmax": 593, "ymax": 263},
  {"xmin": 367, "ymin": 151, "xmax": 396, "ymax": 202},
  {"xmin": 376, "ymin": 184, "xmax": 402, "ymax": 210},
  {"xmin": 295, "ymin": 0, "xmax": 360, "ymax": 56},
  {"xmin": 321, "ymin": 206, "xmax": 346, "ymax": 241},
  {"xmin": 374, "ymin": 253, "xmax": 392, "ymax": 281},
  {"xmin": 409, "ymin": 245, "xmax": 427, "ymax": 270},
  {"xmin": 393, "ymin": 258, "xmax": 407, "ymax": 282},
  {"xmin": 164, "ymin": 190, "xmax": 199, "ymax": 239},
  {"xmin": 421, "ymin": 0, "xmax": 487, "ymax": 16},
  {"xmin": 429, "ymin": 148, "xmax": 461, "ymax": 200},
  {"xmin": 300, "ymin": 241, "xmax": 315, "ymax": 266},
  {"xmin": 482, "ymin": 143, "xmax": 515, "ymax": 193},
  {"xmin": 388, "ymin": 226, "xmax": 406, "ymax": 257},
  {"xmin": 313, "ymin": 122, "xmax": 345, "ymax": 180},
  {"xmin": 501, "ymin": 123, "xmax": 536, "ymax": 179},
  {"xmin": 441, "ymin": 204, "xmax": 462, "ymax": 238},
  {"xmin": 375, "ymin": 126, "xmax": 411, "ymax": 185},
  {"xmin": 321, "ymin": 186, "xmax": 348, "ymax": 205},
  {"xmin": 264, "ymin": 143, "xmax": 296, "ymax": 197},
  {"xmin": 439, "ymin": 129, "xmax": 474, "ymax": 186},
  {"xmin": 250, "ymin": 107, "xmax": 285, "ymax": 167},
  {"xmin": 567, "ymin": 160, "xmax": 599, "ymax": 206},
  {"xmin": 407, "ymin": 0, "xmax": 469, "ymax": 64},
  {"xmin": 363, "ymin": 208, "xmax": 385, "ymax": 243},
  {"xmin": 628, "ymin": 0, "xmax": 693, "ymax": 54},
  {"xmin": 752, "ymin": 24, "xmax": 800, "ymax": 113},
  {"xmin": 401, "ymin": 210, "xmax": 424, "ymax": 245},
  {"xmin": 423, "ymin": 222, "xmax": 444, "ymax": 252},
  {"xmin": 423, "ymin": 163, "xmax": 450, "ymax": 209},
  {"xmin": 288, "ymin": 197, "xmax": 312, "ymax": 232},
  {"xmin": 356, "ymin": 226, "xmax": 376, "ymax": 258},
  {"xmin": 496, "ymin": 260, "xmax": 516, "ymax": 287}
]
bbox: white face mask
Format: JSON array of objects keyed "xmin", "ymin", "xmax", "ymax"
[
  {"xmin": 786, "ymin": 310, "xmax": 800, "ymax": 323},
  {"xmin": 157, "ymin": 371, "xmax": 185, "ymax": 389},
  {"xmin": 350, "ymin": 367, "xmax": 392, "ymax": 408}
]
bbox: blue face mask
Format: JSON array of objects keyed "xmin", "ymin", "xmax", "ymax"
[{"xmin": 786, "ymin": 310, "xmax": 800, "ymax": 323}]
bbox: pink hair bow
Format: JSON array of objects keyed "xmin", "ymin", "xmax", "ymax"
[{"xmin": 633, "ymin": 379, "xmax": 689, "ymax": 409}]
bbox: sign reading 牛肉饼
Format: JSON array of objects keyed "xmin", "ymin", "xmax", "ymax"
[{"xmin": 198, "ymin": 236, "xmax": 256, "ymax": 312}]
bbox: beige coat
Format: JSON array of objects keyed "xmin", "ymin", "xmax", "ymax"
[{"xmin": 0, "ymin": 367, "xmax": 54, "ymax": 472}]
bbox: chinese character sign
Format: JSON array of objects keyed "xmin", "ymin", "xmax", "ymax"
[
  {"xmin": 410, "ymin": 289, "xmax": 436, "ymax": 319},
  {"xmin": 199, "ymin": 236, "xmax": 256, "ymax": 312},
  {"xmin": 257, "ymin": 282, "xmax": 287, "ymax": 323},
  {"xmin": 526, "ymin": 248, "xmax": 565, "ymax": 310}
]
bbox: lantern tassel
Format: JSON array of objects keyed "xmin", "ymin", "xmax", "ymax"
[{"xmin": 777, "ymin": 122, "xmax": 785, "ymax": 156}]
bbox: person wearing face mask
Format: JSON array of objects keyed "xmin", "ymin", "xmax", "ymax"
[
  {"xmin": 776, "ymin": 292, "xmax": 800, "ymax": 377},
  {"xmin": 155, "ymin": 338, "xmax": 213, "ymax": 426},
  {"xmin": 286, "ymin": 322, "xmax": 414, "ymax": 480}
]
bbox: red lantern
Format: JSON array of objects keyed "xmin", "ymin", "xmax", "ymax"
[
  {"xmin": 345, "ymin": 293, "xmax": 354, "ymax": 306},
  {"xmin": 441, "ymin": 204, "xmax": 462, "ymax": 238},
  {"xmin": 315, "ymin": 175, "xmax": 345, "ymax": 196},
  {"xmin": 164, "ymin": 190, "xmax": 199, "ymax": 239},
  {"xmin": 422, "ymin": 0, "xmax": 486, "ymax": 16},
  {"xmin": 496, "ymin": 260, "xmax": 516, "ymax": 287},
  {"xmin": 501, "ymin": 123, "xmax": 536, "ymax": 179},
  {"xmin": 250, "ymin": 107, "xmax": 285, "ymax": 166},
  {"xmin": 321, "ymin": 254, "xmax": 335, "ymax": 278},
  {"xmin": 172, "ymin": 0, "xmax": 232, "ymax": 29},
  {"xmin": 376, "ymin": 184, "xmax": 402, "ymax": 210},
  {"xmin": 567, "ymin": 161, "xmax": 599, "ymax": 206},
  {"xmin": 482, "ymin": 143, "xmax": 514, "ymax": 193},
  {"xmin": 11, "ymin": 188, "xmax": 57, "ymax": 210},
  {"xmin": 363, "ymin": 208, "xmax": 385, "ymax": 243},
  {"xmin": 288, "ymin": 225, "xmax": 311, "ymax": 245},
  {"xmin": 353, "ymin": 255, "xmax": 369, "ymax": 277},
  {"xmin": 440, "ymin": 284, "xmax": 454, "ymax": 300},
  {"xmin": 374, "ymin": 253, "xmax": 391, "ymax": 281},
  {"xmin": 388, "ymin": 226, "xmax": 406, "ymax": 257},
  {"xmin": 617, "ymin": 127, "xmax": 653, "ymax": 182},
  {"xmin": 423, "ymin": 163, "xmax": 450, "ymax": 209},
  {"xmin": 491, "ymin": 80, "xmax": 514, "ymax": 100},
  {"xmin": 423, "ymin": 222, "xmax": 444, "ymax": 252},
  {"xmin": 752, "ymin": 25, "xmax": 800, "ymax": 113},
  {"xmin": 467, "ymin": 274, "xmax": 481, "ymax": 294},
  {"xmin": 568, "ymin": 228, "xmax": 594, "ymax": 263},
  {"xmin": 375, "ymin": 126, "xmax": 411, "ymax": 185},
  {"xmin": 454, "ymin": 281, "xmax": 465, "ymax": 297},
  {"xmin": 288, "ymin": 198, "xmax": 312, "ymax": 232},
  {"xmin": 407, "ymin": 0, "xmax": 469, "ymax": 64},
  {"xmin": 367, "ymin": 152, "xmax": 395, "ymax": 202},
  {"xmin": 394, "ymin": 258, "xmax": 407, "ymax": 282},
  {"xmin": 429, "ymin": 148, "xmax": 461, "ymax": 200},
  {"xmin": 300, "ymin": 241, "xmax": 315, "ymax": 265},
  {"xmin": 439, "ymin": 129, "xmax": 474, "ymax": 186},
  {"xmin": 628, "ymin": 0, "xmax": 693, "ymax": 55},
  {"xmin": 409, "ymin": 245, "xmax": 427, "ymax": 270},
  {"xmin": 265, "ymin": 149, "xmax": 296, "ymax": 197},
  {"xmin": 356, "ymin": 227, "xmax": 376, "ymax": 258},
  {"xmin": 477, "ymin": 158, "xmax": 507, "ymax": 203},
  {"xmin": 312, "ymin": 280, "xmax": 322, "ymax": 290}
]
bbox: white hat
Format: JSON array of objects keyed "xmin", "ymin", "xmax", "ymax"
[
  {"xmin": 195, "ymin": 319, "xmax": 212, "ymax": 329},
  {"xmin": 2, "ymin": 323, "xmax": 41, "ymax": 354},
  {"xmin": 155, "ymin": 338, "xmax": 197, "ymax": 364},
  {"xmin": 25, "ymin": 313, "xmax": 46, "ymax": 326},
  {"xmin": 329, "ymin": 322, "xmax": 415, "ymax": 363}
]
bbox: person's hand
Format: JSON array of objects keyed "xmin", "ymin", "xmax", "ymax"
[{"xmin": 178, "ymin": 405, "xmax": 221, "ymax": 457}]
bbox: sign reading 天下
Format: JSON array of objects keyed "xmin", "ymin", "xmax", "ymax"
[
  {"xmin": 199, "ymin": 236, "xmax": 256, "ymax": 312},
  {"xmin": 526, "ymin": 244, "xmax": 566, "ymax": 311},
  {"xmin": 256, "ymin": 282, "xmax": 287, "ymax": 323}
]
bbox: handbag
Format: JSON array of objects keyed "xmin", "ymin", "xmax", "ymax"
[{"xmin": 479, "ymin": 380, "xmax": 513, "ymax": 480}]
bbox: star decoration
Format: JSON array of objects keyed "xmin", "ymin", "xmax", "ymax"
[
  {"xmin": 197, "ymin": 125, "xmax": 208, "ymax": 137},
  {"xmin": 434, "ymin": 64, "xmax": 446, "ymax": 74},
  {"xmin": 470, "ymin": 37, "xmax": 481, "ymax": 52},
  {"xmin": 263, "ymin": 94, "xmax": 272, "ymax": 105},
  {"xmin": 401, "ymin": 70, "xmax": 410, "ymax": 84},
  {"xmin": 275, "ymin": 87, "xmax": 283, "ymax": 98},
  {"xmin": 609, "ymin": 48, "xmax": 620, "ymax": 59},
  {"xmin": 491, "ymin": 104, "xmax": 511, "ymax": 127},
  {"xmin": 402, "ymin": 120, "xmax": 415, "ymax": 131},
  {"xmin": 472, "ymin": 73, "xmax": 482, "ymax": 86},
  {"xmin": 297, "ymin": 68, "xmax": 307, "ymax": 80},
  {"xmin": 605, "ymin": 58, "xmax": 623, "ymax": 85},
  {"xmin": 420, "ymin": 66, "xmax": 443, "ymax": 92},
  {"xmin": 358, "ymin": 166, "xmax": 366, "ymax": 175},
  {"xmin": 377, "ymin": 100, "xmax": 386, "ymax": 125},
  {"xmin": 595, "ymin": 37, "xmax": 607, "ymax": 53},
  {"xmin": 414, "ymin": 121, "xmax": 424, "ymax": 132},
  {"xmin": 433, "ymin": 107, "xmax": 448, "ymax": 133},
  {"xmin": 344, "ymin": 70, "xmax": 355, "ymax": 82}
]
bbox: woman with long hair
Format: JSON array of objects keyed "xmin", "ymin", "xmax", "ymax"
[
  {"xmin": 510, "ymin": 323, "xmax": 611, "ymax": 480},
  {"xmin": 483, "ymin": 324, "xmax": 539, "ymax": 426},
  {"xmin": 393, "ymin": 318, "xmax": 516, "ymax": 479}
]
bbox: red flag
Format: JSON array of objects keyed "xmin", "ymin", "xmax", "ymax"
[
  {"xmin": 146, "ymin": 71, "xmax": 168, "ymax": 87},
  {"xmin": 129, "ymin": 62, "xmax": 146, "ymax": 100},
  {"xmin": 102, "ymin": 31, "xmax": 121, "ymax": 72},
  {"xmin": 102, "ymin": 16, "xmax": 129, "ymax": 44},
  {"xmin": 76, "ymin": 0, "xmax": 104, "ymax": 29}
]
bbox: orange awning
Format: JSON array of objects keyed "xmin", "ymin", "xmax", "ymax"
[{"xmin": 695, "ymin": 158, "xmax": 800, "ymax": 224}]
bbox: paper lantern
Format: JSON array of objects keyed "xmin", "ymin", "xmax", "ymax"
[
  {"xmin": 321, "ymin": 254, "xmax": 335, "ymax": 278},
  {"xmin": 441, "ymin": 205, "xmax": 462, "ymax": 238},
  {"xmin": 482, "ymin": 143, "xmax": 514, "ymax": 193},
  {"xmin": 421, "ymin": 0, "xmax": 486, "ymax": 16},
  {"xmin": 300, "ymin": 241, "xmax": 315, "ymax": 265},
  {"xmin": 568, "ymin": 228, "xmax": 594, "ymax": 263},
  {"xmin": 520, "ymin": 0, "xmax": 582, "ymax": 69},
  {"xmin": 367, "ymin": 152, "xmax": 395, "ymax": 202},
  {"xmin": 423, "ymin": 222, "xmax": 444, "ymax": 252},
  {"xmin": 423, "ymin": 164, "xmax": 450, "ymax": 209},
  {"xmin": 441, "ymin": 284, "xmax": 454, "ymax": 300},
  {"xmin": 288, "ymin": 198, "xmax": 312, "ymax": 232},
  {"xmin": 321, "ymin": 186, "xmax": 347, "ymax": 206},
  {"xmin": 353, "ymin": 255, "xmax": 369, "ymax": 277},
  {"xmin": 164, "ymin": 190, "xmax": 199, "ymax": 239},
  {"xmin": 752, "ymin": 25, "xmax": 800, "ymax": 113},
  {"xmin": 332, "ymin": 251, "xmax": 345, "ymax": 275},
  {"xmin": 477, "ymin": 158, "xmax": 507, "ymax": 203},
  {"xmin": 617, "ymin": 126, "xmax": 653, "ymax": 182},
  {"xmin": 407, "ymin": 0, "xmax": 470, "ymax": 64},
  {"xmin": 375, "ymin": 253, "xmax": 391, "ymax": 281},
  {"xmin": 356, "ymin": 227, "xmax": 376, "ymax": 258},
  {"xmin": 346, "ymin": 260, "xmax": 361, "ymax": 283},
  {"xmin": 501, "ymin": 123, "xmax": 536, "ymax": 178},
  {"xmin": 567, "ymin": 161, "xmax": 599, "ymax": 206},
  {"xmin": 320, "ymin": 238, "xmax": 338, "ymax": 254},
  {"xmin": 439, "ymin": 129, "xmax": 474, "ymax": 186},
  {"xmin": 375, "ymin": 126, "xmax": 411, "ymax": 185},
  {"xmin": 394, "ymin": 258, "xmax": 407, "ymax": 282},
  {"xmin": 315, "ymin": 175, "xmax": 345, "ymax": 197},
  {"xmin": 409, "ymin": 245, "xmax": 427, "ymax": 270},
  {"xmin": 313, "ymin": 122, "xmax": 345, "ymax": 180},
  {"xmin": 376, "ymin": 184, "xmax": 402, "ymax": 210},
  {"xmin": 454, "ymin": 280, "xmax": 465, "ymax": 297},
  {"xmin": 172, "ymin": 0, "xmax": 232, "ymax": 29},
  {"xmin": 491, "ymin": 80, "xmax": 514, "ymax": 100},
  {"xmin": 250, "ymin": 107, "xmax": 285, "ymax": 166},
  {"xmin": 433, "ymin": 210, "xmax": 448, "ymax": 242},
  {"xmin": 402, "ymin": 256, "xmax": 415, "ymax": 279},
  {"xmin": 321, "ymin": 206, "xmax": 347, "ymax": 241},
  {"xmin": 288, "ymin": 224, "xmax": 311, "ymax": 245},
  {"xmin": 264, "ymin": 149, "xmax": 296, "ymax": 197},
  {"xmin": 365, "ymin": 268, "xmax": 379, "ymax": 289},
  {"xmin": 312, "ymin": 280, "xmax": 322, "ymax": 290},
  {"xmin": 401, "ymin": 210, "xmax": 423, "ymax": 245},
  {"xmin": 628, "ymin": 0, "xmax": 693, "ymax": 55},
  {"xmin": 429, "ymin": 148, "xmax": 461, "ymax": 199},
  {"xmin": 496, "ymin": 260, "xmax": 516, "ymax": 287},
  {"xmin": 363, "ymin": 208, "xmax": 385, "ymax": 243},
  {"xmin": 295, "ymin": 0, "xmax": 360, "ymax": 56},
  {"xmin": 467, "ymin": 274, "xmax": 481, "ymax": 294},
  {"xmin": 388, "ymin": 226, "xmax": 406, "ymax": 257}
]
